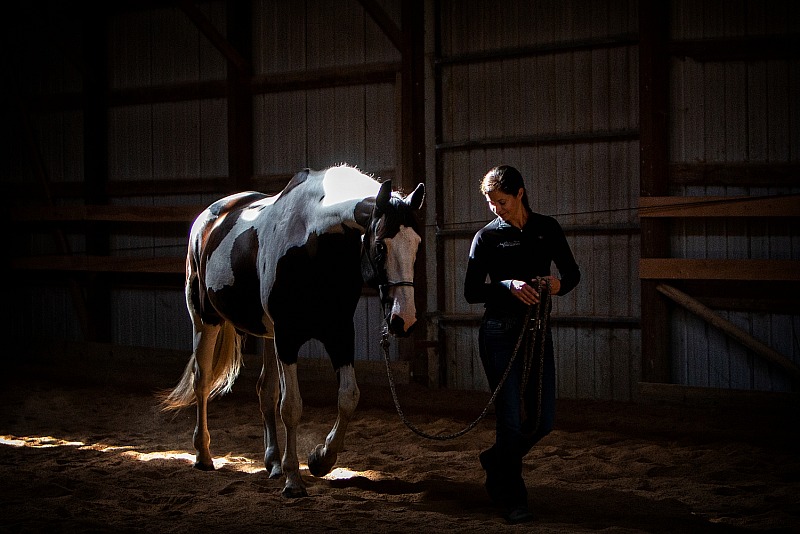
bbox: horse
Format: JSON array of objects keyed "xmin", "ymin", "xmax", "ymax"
[{"xmin": 159, "ymin": 164, "xmax": 425, "ymax": 498}]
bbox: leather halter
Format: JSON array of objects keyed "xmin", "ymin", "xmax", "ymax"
[{"xmin": 363, "ymin": 213, "xmax": 415, "ymax": 307}]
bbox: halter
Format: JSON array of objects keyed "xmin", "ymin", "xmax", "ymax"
[{"xmin": 363, "ymin": 213, "xmax": 415, "ymax": 308}]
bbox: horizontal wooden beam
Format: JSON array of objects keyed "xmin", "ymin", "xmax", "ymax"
[
  {"xmin": 11, "ymin": 205, "xmax": 205, "ymax": 224},
  {"xmin": 11, "ymin": 255, "xmax": 186, "ymax": 274},
  {"xmin": 640, "ymin": 259, "xmax": 800, "ymax": 281},
  {"xmin": 669, "ymin": 163, "xmax": 800, "ymax": 187},
  {"xmin": 437, "ymin": 33, "xmax": 639, "ymax": 66},
  {"xmin": 671, "ymin": 34, "xmax": 800, "ymax": 62},
  {"xmin": 250, "ymin": 62, "xmax": 400, "ymax": 94},
  {"xmin": 437, "ymin": 313, "xmax": 640, "ymax": 328},
  {"xmin": 639, "ymin": 195, "xmax": 800, "ymax": 217},
  {"xmin": 436, "ymin": 129, "xmax": 638, "ymax": 152},
  {"xmin": 26, "ymin": 63, "xmax": 400, "ymax": 112},
  {"xmin": 437, "ymin": 222, "xmax": 640, "ymax": 239},
  {"xmin": 638, "ymin": 382, "xmax": 800, "ymax": 406},
  {"xmin": 10, "ymin": 177, "xmax": 232, "ymax": 199},
  {"xmin": 110, "ymin": 81, "xmax": 228, "ymax": 106}
]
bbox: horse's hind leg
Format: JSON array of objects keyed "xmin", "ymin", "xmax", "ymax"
[
  {"xmin": 192, "ymin": 323, "xmax": 221, "ymax": 470},
  {"xmin": 307, "ymin": 363, "xmax": 360, "ymax": 477},
  {"xmin": 257, "ymin": 340, "xmax": 282, "ymax": 478},
  {"xmin": 277, "ymin": 359, "xmax": 306, "ymax": 498}
]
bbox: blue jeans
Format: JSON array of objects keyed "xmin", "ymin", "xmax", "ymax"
[{"xmin": 479, "ymin": 311, "xmax": 555, "ymax": 460}]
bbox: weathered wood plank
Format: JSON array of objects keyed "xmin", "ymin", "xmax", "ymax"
[
  {"xmin": 12, "ymin": 255, "xmax": 186, "ymax": 274},
  {"xmin": 639, "ymin": 195, "xmax": 800, "ymax": 217},
  {"xmin": 639, "ymin": 258, "xmax": 800, "ymax": 281},
  {"xmin": 656, "ymin": 284, "xmax": 800, "ymax": 382},
  {"xmin": 11, "ymin": 205, "xmax": 204, "ymax": 223}
]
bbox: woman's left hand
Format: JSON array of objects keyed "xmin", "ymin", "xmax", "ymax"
[{"xmin": 544, "ymin": 276, "xmax": 560, "ymax": 295}]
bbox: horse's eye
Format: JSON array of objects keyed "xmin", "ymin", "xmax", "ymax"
[{"xmin": 376, "ymin": 242, "xmax": 386, "ymax": 258}]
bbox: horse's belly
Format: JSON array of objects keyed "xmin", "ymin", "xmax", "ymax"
[{"xmin": 209, "ymin": 291, "xmax": 269, "ymax": 336}]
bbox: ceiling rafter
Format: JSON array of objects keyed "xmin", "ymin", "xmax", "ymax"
[{"xmin": 178, "ymin": 0, "xmax": 250, "ymax": 74}]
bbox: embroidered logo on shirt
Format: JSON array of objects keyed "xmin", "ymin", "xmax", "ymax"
[{"xmin": 498, "ymin": 240, "xmax": 520, "ymax": 248}]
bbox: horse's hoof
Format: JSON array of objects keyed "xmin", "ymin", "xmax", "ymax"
[
  {"xmin": 267, "ymin": 464, "xmax": 283, "ymax": 479},
  {"xmin": 193, "ymin": 461, "xmax": 215, "ymax": 471},
  {"xmin": 307, "ymin": 444, "xmax": 335, "ymax": 477},
  {"xmin": 281, "ymin": 485, "xmax": 308, "ymax": 498}
]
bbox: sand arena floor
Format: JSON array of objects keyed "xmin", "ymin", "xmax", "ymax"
[{"xmin": 1, "ymin": 360, "xmax": 798, "ymax": 533}]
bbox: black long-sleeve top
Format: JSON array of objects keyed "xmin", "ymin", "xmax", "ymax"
[{"xmin": 464, "ymin": 212, "xmax": 581, "ymax": 316}]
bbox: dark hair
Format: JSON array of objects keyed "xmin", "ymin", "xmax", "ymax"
[{"xmin": 480, "ymin": 165, "xmax": 531, "ymax": 212}]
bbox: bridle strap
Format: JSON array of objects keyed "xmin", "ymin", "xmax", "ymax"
[{"xmin": 379, "ymin": 280, "xmax": 414, "ymax": 308}]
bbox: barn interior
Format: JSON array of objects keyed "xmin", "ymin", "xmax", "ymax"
[{"xmin": 2, "ymin": 1, "xmax": 799, "ymax": 531}]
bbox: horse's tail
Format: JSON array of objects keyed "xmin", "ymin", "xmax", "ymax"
[{"xmin": 157, "ymin": 321, "xmax": 244, "ymax": 412}]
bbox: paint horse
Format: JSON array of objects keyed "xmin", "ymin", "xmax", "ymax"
[{"xmin": 160, "ymin": 165, "xmax": 425, "ymax": 498}]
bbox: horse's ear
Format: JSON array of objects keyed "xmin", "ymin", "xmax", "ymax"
[
  {"xmin": 407, "ymin": 183, "xmax": 425, "ymax": 210},
  {"xmin": 376, "ymin": 180, "xmax": 392, "ymax": 214}
]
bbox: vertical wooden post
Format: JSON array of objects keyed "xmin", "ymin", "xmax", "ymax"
[
  {"xmin": 83, "ymin": 7, "xmax": 111, "ymax": 343},
  {"xmin": 400, "ymin": 0, "xmax": 428, "ymax": 379},
  {"xmin": 227, "ymin": 0, "xmax": 253, "ymax": 194},
  {"xmin": 432, "ymin": 0, "xmax": 446, "ymax": 388},
  {"xmin": 226, "ymin": 0, "xmax": 254, "ymax": 355},
  {"xmin": 639, "ymin": 0, "xmax": 671, "ymax": 383}
]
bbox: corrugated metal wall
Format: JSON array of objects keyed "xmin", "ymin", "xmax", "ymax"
[
  {"xmin": 667, "ymin": 0, "xmax": 800, "ymax": 391},
  {"xmin": 6, "ymin": 0, "xmax": 797, "ymax": 400},
  {"xmin": 432, "ymin": 0, "xmax": 642, "ymax": 400},
  {"xmin": 8, "ymin": 0, "xmax": 402, "ymax": 364},
  {"xmin": 106, "ymin": 4, "xmax": 228, "ymax": 353}
]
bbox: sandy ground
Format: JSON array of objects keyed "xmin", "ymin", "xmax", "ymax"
[{"xmin": 0, "ymin": 360, "xmax": 798, "ymax": 533}]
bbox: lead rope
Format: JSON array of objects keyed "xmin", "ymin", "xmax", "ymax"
[
  {"xmin": 379, "ymin": 277, "xmax": 551, "ymax": 441},
  {"xmin": 520, "ymin": 278, "xmax": 551, "ymax": 436}
]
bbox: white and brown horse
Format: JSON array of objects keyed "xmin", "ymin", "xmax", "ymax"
[{"xmin": 160, "ymin": 165, "xmax": 424, "ymax": 497}]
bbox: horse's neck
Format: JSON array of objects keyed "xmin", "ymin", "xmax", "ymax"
[
  {"xmin": 309, "ymin": 167, "xmax": 380, "ymax": 233},
  {"xmin": 311, "ymin": 195, "xmax": 375, "ymax": 236}
]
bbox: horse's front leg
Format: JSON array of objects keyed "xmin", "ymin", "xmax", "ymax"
[
  {"xmin": 257, "ymin": 341, "xmax": 282, "ymax": 478},
  {"xmin": 278, "ymin": 360, "xmax": 306, "ymax": 498},
  {"xmin": 192, "ymin": 324, "xmax": 221, "ymax": 470},
  {"xmin": 307, "ymin": 364, "xmax": 360, "ymax": 477}
]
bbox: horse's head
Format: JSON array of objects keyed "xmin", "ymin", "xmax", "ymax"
[{"xmin": 362, "ymin": 180, "xmax": 425, "ymax": 337}]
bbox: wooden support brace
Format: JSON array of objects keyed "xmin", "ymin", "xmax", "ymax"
[{"xmin": 656, "ymin": 284, "xmax": 800, "ymax": 382}]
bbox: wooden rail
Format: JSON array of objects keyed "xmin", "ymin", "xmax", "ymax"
[
  {"xmin": 639, "ymin": 259, "xmax": 800, "ymax": 281},
  {"xmin": 639, "ymin": 194, "xmax": 800, "ymax": 218},
  {"xmin": 11, "ymin": 205, "xmax": 197, "ymax": 274},
  {"xmin": 12, "ymin": 255, "xmax": 186, "ymax": 274},
  {"xmin": 11, "ymin": 205, "xmax": 204, "ymax": 224}
]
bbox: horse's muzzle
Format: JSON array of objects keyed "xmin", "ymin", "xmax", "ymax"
[{"xmin": 387, "ymin": 314, "xmax": 415, "ymax": 338}]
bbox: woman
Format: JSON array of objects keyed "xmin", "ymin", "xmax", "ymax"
[{"xmin": 464, "ymin": 165, "xmax": 581, "ymax": 524}]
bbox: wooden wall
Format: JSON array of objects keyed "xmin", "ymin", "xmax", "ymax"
[
  {"xmin": 6, "ymin": 0, "xmax": 798, "ymax": 400},
  {"xmin": 6, "ymin": 0, "xmax": 404, "ymax": 368},
  {"xmin": 662, "ymin": 0, "xmax": 800, "ymax": 391}
]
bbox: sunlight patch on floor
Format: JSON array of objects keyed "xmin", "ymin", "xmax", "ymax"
[
  {"xmin": 121, "ymin": 450, "xmax": 196, "ymax": 463},
  {"xmin": 1, "ymin": 435, "xmax": 85, "ymax": 448},
  {"xmin": 1, "ymin": 434, "xmax": 383, "ymax": 478},
  {"xmin": 323, "ymin": 467, "xmax": 383, "ymax": 481}
]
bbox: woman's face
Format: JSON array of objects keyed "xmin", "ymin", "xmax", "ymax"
[{"xmin": 485, "ymin": 187, "xmax": 525, "ymax": 224}]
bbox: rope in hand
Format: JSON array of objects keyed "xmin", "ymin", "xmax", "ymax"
[
  {"xmin": 520, "ymin": 277, "xmax": 551, "ymax": 434},
  {"xmin": 380, "ymin": 277, "xmax": 552, "ymax": 441}
]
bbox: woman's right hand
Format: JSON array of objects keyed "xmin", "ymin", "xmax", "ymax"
[{"xmin": 508, "ymin": 279, "xmax": 540, "ymax": 305}]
